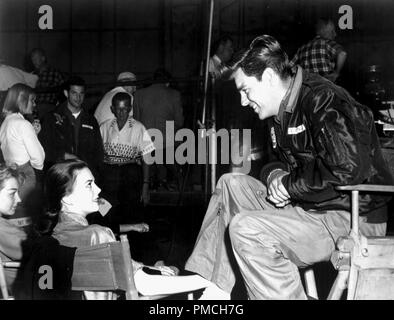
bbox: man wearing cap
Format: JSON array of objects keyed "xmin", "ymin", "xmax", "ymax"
[{"xmin": 94, "ymin": 72, "xmax": 137, "ymax": 126}]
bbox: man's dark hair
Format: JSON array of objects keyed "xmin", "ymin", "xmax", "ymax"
[
  {"xmin": 112, "ymin": 92, "xmax": 131, "ymax": 106},
  {"xmin": 65, "ymin": 75, "xmax": 85, "ymax": 91},
  {"xmin": 228, "ymin": 35, "xmax": 292, "ymax": 80},
  {"xmin": 211, "ymin": 34, "xmax": 233, "ymax": 56},
  {"xmin": 154, "ymin": 68, "xmax": 172, "ymax": 82},
  {"xmin": 30, "ymin": 48, "xmax": 47, "ymax": 59}
]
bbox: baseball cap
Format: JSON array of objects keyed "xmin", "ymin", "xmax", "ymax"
[{"xmin": 117, "ymin": 71, "xmax": 136, "ymax": 81}]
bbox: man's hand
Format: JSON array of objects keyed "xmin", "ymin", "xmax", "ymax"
[
  {"xmin": 141, "ymin": 182, "xmax": 150, "ymax": 206},
  {"xmin": 267, "ymin": 169, "xmax": 290, "ymax": 208}
]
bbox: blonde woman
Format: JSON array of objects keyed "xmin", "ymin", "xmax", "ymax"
[{"xmin": 0, "ymin": 83, "xmax": 45, "ymax": 222}]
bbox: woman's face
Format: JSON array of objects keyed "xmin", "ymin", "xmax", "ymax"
[
  {"xmin": 25, "ymin": 94, "xmax": 36, "ymax": 114},
  {"xmin": 62, "ymin": 168, "xmax": 101, "ymax": 216},
  {"xmin": 18, "ymin": 92, "xmax": 36, "ymax": 115},
  {"xmin": 0, "ymin": 178, "xmax": 21, "ymax": 217}
]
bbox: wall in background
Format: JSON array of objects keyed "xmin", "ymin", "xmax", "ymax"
[{"xmin": 1, "ymin": 0, "xmax": 394, "ymax": 101}]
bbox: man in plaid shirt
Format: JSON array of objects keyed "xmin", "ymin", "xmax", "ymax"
[
  {"xmin": 31, "ymin": 48, "xmax": 65, "ymax": 118},
  {"xmin": 290, "ymin": 19, "xmax": 347, "ymax": 83}
]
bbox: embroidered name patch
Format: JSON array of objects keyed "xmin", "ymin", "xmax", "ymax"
[
  {"xmin": 270, "ymin": 127, "xmax": 277, "ymax": 149},
  {"xmin": 287, "ymin": 124, "xmax": 306, "ymax": 135},
  {"xmin": 82, "ymin": 124, "xmax": 93, "ymax": 130}
]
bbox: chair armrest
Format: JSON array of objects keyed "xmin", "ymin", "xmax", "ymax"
[
  {"xmin": 2, "ymin": 262, "xmax": 21, "ymax": 268},
  {"xmin": 336, "ymin": 185, "xmax": 394, "ymax": 193}
]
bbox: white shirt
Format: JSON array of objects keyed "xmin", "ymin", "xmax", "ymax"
[
  {"xmin": 209, "ymin": 55, "xmax": 222, "ymax": 78},
  {"xmin": 94, "ymin": 87, "xmax": 133, "ymax": 126},
  {"xmin": 0, "ymin": 113, "xmax": 45, "ymax": 169},
  {"xmin": 0, "ymin": 64, "xmax": 38, "ymax": 90},
  {"xmin": 100, "ymin": 116, "xmax": 155, "ymax": 165}
]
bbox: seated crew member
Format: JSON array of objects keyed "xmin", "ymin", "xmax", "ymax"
[
  {"xmin": 185, "ymin": 35, "xmax": 393, "ymax": 300},
  {"xmin": 0, "ymin": 164, "xmax": 25, "ymax": 295},
  {"xmin": 99, "ymin": 92, "xmax": 154, "ymax": 227}
]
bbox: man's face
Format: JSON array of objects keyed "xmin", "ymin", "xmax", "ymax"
[
  {"xmin": 323, "ymin": 22, "xmax": 336, "ymax": 40},
  {"xmin": 220, "ymin": 40, "xmax": 234, "ymax": 63},
  {"xmin": 119, "ymin": 77, "xmax": 136, "ymax": 95},
  {"xmin": 31, "ymin": 52, "xmax": 45, "ymax": 70},
  {"xmin": 65, "ymin": 85, "xmax": 85, "ymax": 110},
  {"xmin": 111, "ymin": 99, "xmax": 132, "ymax": 125},
  {"xmin": 233, "ymin": 68, "xmax": 279, "ymax": 120},
  {"xmin": 122, "ymin": 85, "xmax": 136, "ymax": 95}
]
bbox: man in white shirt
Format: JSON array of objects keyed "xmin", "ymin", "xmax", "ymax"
[
  {"xmin": 100, "ymin": 92, "xmax": 154, "ymax": 226},
  {"xmin": 0, "ymin": 61, "xmax": 38, "ymax": 108},
  {"xmin": 94, "ymin": 71, "xmax": 137, "ymax": 126},
  {"xmin": 0, "ymin": 62, "xmax": 38, "ymax": 91},
  {"xmin": 209, "ymin": 35, "xmax": 234, "ymax": 78}
]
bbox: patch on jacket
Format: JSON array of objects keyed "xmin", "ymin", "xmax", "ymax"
[
  {"xmin": 270, "ymin": 127, "xmax": 277, "ymax": 149},
  {"xmin": 82, "ymin": 124, "xmax": 93, "ymax": 130},
  {"xmin": 287, "ymin": 124, "xmax": 306, "ymax": 135}
]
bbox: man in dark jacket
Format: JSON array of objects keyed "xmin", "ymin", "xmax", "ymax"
[
  {"xmin": 185, "ymin": 35, "xmax": 393, "ymax": 300},
  {"xmin": 39, "ymin": 76, "xmax": 103, "ymax": 177}
]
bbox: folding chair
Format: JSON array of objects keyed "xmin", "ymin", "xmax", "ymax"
[
  {"xmin": 304, "ymin": 184, "xmax": 394, "ymax": 300},
  {"xmin": 72, "ymin": 235, "xmax": 201, "ymax": 300}
]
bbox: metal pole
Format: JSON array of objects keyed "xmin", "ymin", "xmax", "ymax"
[
  {"xmin": 201, "ymin": 0, "xmax": 214, "ymax": 125},
  {"xmin": 210, "ymin": 77, "xmax": 217, "ymax": 194},
  {"xmin": 202, "ymin": 0, "xmax": 215, "ymax": 200},
  {"xmin": 351, "ymin": 190, "xmax": 359, "ymax": 236}
]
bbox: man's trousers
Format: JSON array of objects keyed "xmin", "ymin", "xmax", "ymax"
[{"xmin": 185, "ymin": 173, "xmax": 386, "ymax": 299}]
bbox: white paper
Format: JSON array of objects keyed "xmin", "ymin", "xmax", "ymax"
[{"xmin": 98, "ymin": 198, "xmax": 112, "ymax": 217}]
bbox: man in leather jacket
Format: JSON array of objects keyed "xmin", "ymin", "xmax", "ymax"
[{"xmin": 185, "ymin": 35, "xmax": 393, "ymax": 300}]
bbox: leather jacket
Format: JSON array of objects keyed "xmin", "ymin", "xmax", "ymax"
[
  {"xmin": 39, "ymin": 102, "xmax": 104, "ymax": 176},
  {"xmin": 261, "ymin": 67, "xmax": 393, "ymax": 223}
]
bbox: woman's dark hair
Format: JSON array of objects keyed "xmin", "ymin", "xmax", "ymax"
[
  {"xmin": 36, "ymin": 159, "xmax": 88, "ymax": 235},
  {"xmin": 228, "ymin": 35, "xmax": 292, "ymax": 80},
  {"xmin": 2, "ymin": 83, "xmax": 35, "ymax": 115}
]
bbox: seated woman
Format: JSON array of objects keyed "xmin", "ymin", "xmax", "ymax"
[
  {"xmin": 0, "ymin": 163, "xmax": 26, "ymax": 294},
  {"xmin": 40, "ymin": 159, "xmax": 213, "ymax": 299}
]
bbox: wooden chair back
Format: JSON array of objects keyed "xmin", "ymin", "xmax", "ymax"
[{"xmin": 71, "ymin": 235, "xmax": 138, "ymax": 299}]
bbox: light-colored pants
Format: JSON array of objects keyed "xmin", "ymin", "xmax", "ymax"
[{"xmin": 185, "ymin": 173, "xmax": 386, "ymax": 299}]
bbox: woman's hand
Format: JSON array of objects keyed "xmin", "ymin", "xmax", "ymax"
[
  {"xmin": 151, "ymin": 266, "xmax": 177, "ymax": 276},
  {"xmin": 120, "ymin": 223, "xmax": 149, "ymax": 233},
  {"xmin": 152, "ymin": 260, "xmax": 179, "ymax": 276},
  {"xmin": 33, "ymin": 119, "xmax": 41, "ymax": 135}
]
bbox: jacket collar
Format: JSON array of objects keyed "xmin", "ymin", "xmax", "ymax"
[
  {"xmin": 57, "ymin": 102, "xmax": 85, "ymax": 119},
  {"xmin": 276, "ymin": 66, "xmax": 303, "ymax": 123},
  {"xmin": 58, "ymin": 211, "xmax": 89, "ymax": 227}
]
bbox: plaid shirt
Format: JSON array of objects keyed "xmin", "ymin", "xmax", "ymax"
[
  {"xmin": 290, "ymin": 36, "xmax": 343, "ymax": 77},
  {"xmin": 35, "ymin": 66, "xmax": 65, "ymax": 104}
]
